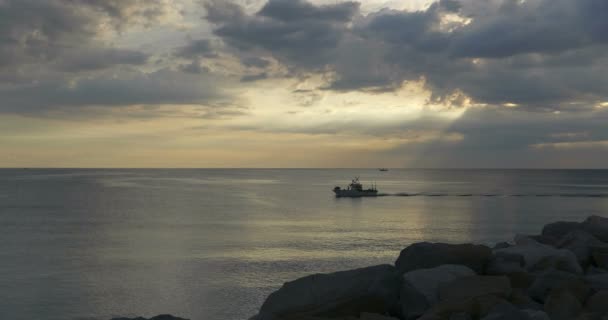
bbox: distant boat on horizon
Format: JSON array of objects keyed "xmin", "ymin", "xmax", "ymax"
[
  {"xmin": 379, "ymin": 168, "xmax": 389, "ymax": 171},
  {"xmin": 333, "ymin": 177, "xmax": 378, "ymax": 198}
]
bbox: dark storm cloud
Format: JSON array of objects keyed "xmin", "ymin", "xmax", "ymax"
[
  {"xmin": 0, "ymin": 69, "xmax": 228, "ymax": 114},
  {"xmin": 206, "ymin": 0, "xmax": 608, "ymax": 111},
  {"xmin": 57, "ymin": 48, "xmax": 149, "ymax": 71},
  {"xmin": 174, "ymin": 39, "xmax": 219, "ymax": 59},
  {"xmin": 0, "ymin": 0, "xmax": 173, "ymax": 70},
  {"xmin": 0, "ymin": 0, "xmax": 234, "ymax": 115},
  {"xmin": 241, "ymin": 57, "xmax": 271, "ymax": 68},
  {"xmin": 240, "ymin": 73, "xmax": 268, "ymax": 82},
  {"xmin": 204, "ymin": 0, "xmax": 360, "ymax": 69}
]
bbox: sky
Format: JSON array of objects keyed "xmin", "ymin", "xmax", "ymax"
[{"xmin": 1, "ymin": 0, "xmax": 608, "ymax": 168}]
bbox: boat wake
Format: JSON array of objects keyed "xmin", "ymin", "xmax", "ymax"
[{"xmin": 376, "ymin": 193, "xmax": 608, "ymax": 198}]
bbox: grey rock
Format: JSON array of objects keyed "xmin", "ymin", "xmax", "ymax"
[
  {"xmin": 528, "ymin": 270, "xmax": 589, "ymax": 303},
  {"xmin": 110, "ymin": 316, "xmax": 189, "ymax": 320},
  {"xmin": 592, "ymin": 245, "xmax": 608, "ymax": 269},
  {"xmin": 557, "ymin": 230, "xmax": 605, "ymax": 267},
  {"xmin": 542, "ymin": 221, "xmax": 583, "ymax": 241},
  {"xmin": 581, "ymin": 215, "xmax": 608, "ymax": 243},
  {"xmin": 522, "ymin": 309, "xmax": 550, "ymax": 320},
  {"xmin": 587, "ymin": 266, "xmax": 608, "ymax": 275},
  {"xmin": 486, "ymin": 252, "xmax": 526, "ymax": 275},
  {"xmin": 481, "ymin": 302, "xmax": 530, "ymax": 320},
  {"xmin": 496, "ymin": 239, "xmax": 582, "ymax": 274},
  {"xmin": 494, "ymin": 242, "xmax": 511, "ymax": 250},
  {"xmin": 395, "ymin": 242, "xmax": 492, "ymax": 274},
  {"xmin": 256, "ymin": 264, "xmax": 400, "ymax": 320},
  {"xmin": 544, "ymin": 289, "xmax": 583, "ymax": 320},
  {"xmin": 418, "ymin": 295, "xmax": 507, "ymax": 320},
  {"xmin": 400, "ymin": 265, "xmax": 475, "ymax": 319},
  {"xmin": 584, "ymin": 291, "xmax": 608, "ymax": 315},
  {"xmin": 586, "ymin": 273, "xmax": 608, "ymax": 291},
  {"xmin": 449, "ymin": 312, "xmax": 472, "ymax": 320},
  {"xmin": 439, "ymin": 276, "xmax": 512, "ymax": 303},
  {"xmin": 360, "ymin": 312, "xmax": 400, "ymax": 320},
  {"xmin": 510, "ymin": 289, "xmax": 543, "ymax": 310}
]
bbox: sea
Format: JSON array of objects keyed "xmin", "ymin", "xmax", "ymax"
[{"xmin": 1, "ymin": 169, "xmax": 608, "ymax": 320}]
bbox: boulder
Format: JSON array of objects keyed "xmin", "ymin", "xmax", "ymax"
[
  {"xmin": 395, "ymin": 242, "xmax": 492, "ymax": 274},
  {"xmin": 449, "ymin": 312, "xmax": 472, "ymax": 320},
  {"xmin": 486, "ymin": 252, "xmax": 526, "ymax": 275},
  {"xmin": 522, "ymin": 309, "xmax": 550, "ymax": 320},
  {"xmin": 584, "ymin": 291, "xmax": 608, "ymax": 315},
  {"xmin": 439, "ymin": 276, "xmax": 512, "ymax": 303},
  {"xmin": 495, "ymin": 239, "xmax": 582, "ymax": 274},
  {"xmin": 586, "ymin": 274, "xmax": 608, "ymax": 291},
  {"xmin": 557, "ymin": 230, "xmax": 605, "ymax": 266},
  {"xmin": 542, "ymin": 221, "xmax": 582, "ymax": 240},
  {"xmin": 510, "ymin": 289, "xmax": 543, "ymax": 310},
  {"xmin": 528, "ymin": 270, "xmax": 589, "ymax": 303},
  {"xmin": 360, "ymin": 312, "xmax": 400, "ymax": 320},
  {"xmin": 400, "ymin": 265, "xmax": 475, "ymax": 319},
  {"xmin": 544, "ymin": 289, "xmax": 583, "ymax": 320},
  {"xmin": 581, "ymin": 215, "xmax": 608, "ymax": 243},
  {"xmin": 256, "ymin": 264, "xmax": 401, "ymax": 320},
  {"xmin": 587, "ymin": 267, "xmax": 608, "ymax": 275},
  {"xmin": 481, "ymin": 302, "xmax": 530, "ymax": 320},
  {"xmin": 110, "ymin": 316, "xmax": 189, "ymax": 320},
  {"xmin": 592, "ymin": 245, "xmax": 608, "ymax": 269},
  {"xmin": 418, "ymin": 295, "xmax": 507, "ymax": 320}
]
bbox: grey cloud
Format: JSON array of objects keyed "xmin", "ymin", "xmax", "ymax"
[
  {"xmin": 241, "ymin": 57, "xmax": 271, "ymax": 68},
  {"xmin": 0, "ymin": 69, "xmax": 229, "ymax": 114},
  {"xmin": 240, "ymin": 73, "xmax": 268, "ymax": 82},
  {"xmin": 0, "ymin": 0, "xmax": 176, "ymax": 69},
  {"xmin": 258, "ymin": 0, "xmax": 359, "ymax": 22},
  {"xmin": 207, "ymin": 0, "xmax": 608, "ymax": 111},
  {"xmin": 174, "ymin": 39, "xmax": 218, "ymax": 59},
  {"xmin": 57, "ymin": 47, "xmax": 149, "ymax": 71},
  {"xmin": 205, "ymin": 0, "xmax": 359, "ymax": 69}
]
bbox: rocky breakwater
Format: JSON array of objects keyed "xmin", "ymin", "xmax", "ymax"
[{"xmin": 250, "ymin": 215, "xmax": 608, "ymax": 320}]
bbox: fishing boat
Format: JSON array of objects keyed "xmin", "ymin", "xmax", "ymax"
[{"xmin": 333, "ymin": 177, "xmax": 378, "ymax": 197}]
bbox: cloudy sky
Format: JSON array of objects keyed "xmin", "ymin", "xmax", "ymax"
[{"xmin": 1, "ymin": 0, "xmax": 608, "ymax": 168}]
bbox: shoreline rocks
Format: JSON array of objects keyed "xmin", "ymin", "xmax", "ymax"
[{"xmin": 251, "ymin": 215, "xmax": 608, "ymax": 320}]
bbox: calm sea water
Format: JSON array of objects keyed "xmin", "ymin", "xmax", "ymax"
[{"xmin": 1, "ymin": 169, "xmax": 608, "ymax": 320}]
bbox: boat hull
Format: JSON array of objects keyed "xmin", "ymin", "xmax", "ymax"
[{"xmin": 333, "ymin": 189, "xmax": 378, "ymax": 198}]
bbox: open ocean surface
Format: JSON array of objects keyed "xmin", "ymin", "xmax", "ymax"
[{"xmin": 2, "ymin": 169, "xmax": 608, "ymax": 320}]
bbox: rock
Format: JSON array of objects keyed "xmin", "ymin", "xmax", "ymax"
[
  {"xmin": 505, "ymin": 272, "xmax": 535, "ymax": 289},
  {"xmin": 481, "ymin": 302, "xmax": 530, "ymax": 320},
  {"xmin": 592, "ymin": 245, "xmax": 608, "ymax": 269},
  {"xmin": 510, "ymin": 289, "xmax": 543, "ymax": 310},
  {"xmin": 528, "ymin": 270, "xmax": 589, "ymax": 303},
  {"xmin": 587, "ymin": 266, "xmax": 608, "ymax": 275},
  {"xmin": 586, "ymin": 273, "xmax": 608, "ymax": 291},
  {"xmin": 528, "ymin": 235, "xmax": 559, "ymax": 247},
  {"xmin": 494, "ymin": 242, "xmax": 511, "ymax": 250},
  {"xmin": 544, "ymin": 289, "xmax": 583, "ymax": 320},
  {"xmin": 110, "ymin": 316, "xmax": 189, "ymax": 320},
  {"xmin": 360, "ymin": 312, "xmax": 400, "ymax": 320},
  {"xmin": 449, "ymin": 312, "xmax": 472, "ymax": 320},
  {"xmin": 439, "ymin": 276, "xmax": 512, "ymax": 303},
  {"xmin": 495, "ymin": 239, "xmax": 582, "ymax": 274},
  {"xmin": 256, "ymin": 264, "xmax": 401, "ymax": 320},
  {"xmin": 557, "ymin": 230, "xmax": 605, "ymax": 267},
  {"xmin": 400, "ymin": 265, "xmax": 475, "ymax": 319},
  {"xmin": 522, "ymin": 309, "xmax": 551, "ymax": 320},
  {"xmin": 584, "ymin": 291, "xmax": 608, "ymax": 315},
  {"xmin": 486, "ymin": 252, "xmax": 526, "ymax": 275},
  {"xmin": 418, "ymin": 295, "xmax": 507, "ymax": 320},
  {"xmin": 395, "ymin": 242, "xmax": 492, "ymax": 274},
  {"xmin": 542, "ymin": 221, "xmax": 583, "ymax": 240},
  {"xmin": 581, "ymin": 215, "xmax": 608, "ymax": 243}
]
